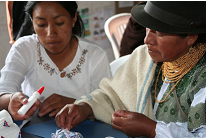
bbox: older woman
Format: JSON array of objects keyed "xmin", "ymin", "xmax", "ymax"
[
  {"xmin": 0, "ymin": 1, "xmax": 111, "ymax": 121},
  {"xmin": 55, "ymin": 2, "xmax": 206, "ymax": 138}
]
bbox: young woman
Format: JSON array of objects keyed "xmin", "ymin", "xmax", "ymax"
[
  {"xmin": 0, "ymin": 1, "xmax": 111, "ymax": 121},
  {"xmin": 56, "ymin": 2, "xmax": 206, "ymax": 138}
]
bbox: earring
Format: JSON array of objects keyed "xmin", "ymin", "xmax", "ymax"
[{"xmin": 72, "ymin": 23, "xmax": 75, "ymax": 28}]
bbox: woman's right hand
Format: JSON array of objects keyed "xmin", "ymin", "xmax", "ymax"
[
  {"xmin": 8, "ymin": 92, "xmax": 40, "ymax": 121},
  {"xmin": 55, "ymin": 103, "xmax": 94, "ymax": 130}
]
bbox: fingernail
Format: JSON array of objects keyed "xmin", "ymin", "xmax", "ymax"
[
  {"xmin": 22, "ymin": 99, "xmax": 27, "ymax": 102},
  {"xmin": 38, "ymin": 112, "xmax": 42, "ymax": 116}
]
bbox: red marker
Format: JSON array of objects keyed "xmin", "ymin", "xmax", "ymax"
[{"xmin": 18, "ymin": 86, "xmax": 44, "ymax": 115}]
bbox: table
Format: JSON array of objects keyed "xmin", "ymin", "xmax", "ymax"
[{"xmin": 19, "ymin": 113, "xmax": 129, "ymax": 138}]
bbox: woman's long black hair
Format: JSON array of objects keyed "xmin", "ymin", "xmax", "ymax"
[{"xmin": 25, "ymin": 1, "xmax": 85, "ymax": 37}]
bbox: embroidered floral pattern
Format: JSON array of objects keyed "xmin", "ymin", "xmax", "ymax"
[{"xmin": 37, "ymin": 42, "xmax": 88, "ymax": 79}]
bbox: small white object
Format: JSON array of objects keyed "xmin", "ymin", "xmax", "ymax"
[
  {"xmin": 18, "ymin": 86, "xmax": 44, "ymax": 115},
  {"xmin": 0, "ymin": 109, "xmax": 21, "ymax": 137}
]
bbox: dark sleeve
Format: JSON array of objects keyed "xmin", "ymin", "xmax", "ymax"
[{"xmin": 120, "ymin": 17, "xmax": 146, "ymax": 57}]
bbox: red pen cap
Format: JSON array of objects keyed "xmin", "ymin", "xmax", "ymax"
[{"xmin": 37, "ymin": 86, "xmax": 44, "ymax": 95}]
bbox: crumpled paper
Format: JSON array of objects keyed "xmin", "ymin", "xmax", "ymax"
[{"xmin": 51, "ymin": 129, "xmax": 84, "ymax": 138}]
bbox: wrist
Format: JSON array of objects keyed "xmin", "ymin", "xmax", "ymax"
[
  {"xmin": 148, "ymin": 121, "xmax": 157, "ymax": 138},
  {"xmin": 9, "ymin": 93, "xmax": 15, "ymax": 103},
  {"xmin": 78, "ymin": 102, "xmax": 94, "ymax": 119},
  {"xmin": 9, "ymin": 40, "xmax": 15, "ymax": 45}
]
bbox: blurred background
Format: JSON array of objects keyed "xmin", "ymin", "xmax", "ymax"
[{"xmin": 0, "ymin": 1, "xmax": 140, "ymax": 71}]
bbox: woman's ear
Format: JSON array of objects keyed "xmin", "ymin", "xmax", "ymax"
[
  {"xmin": 72, "ymin": 12, "xmax": 77, "ymax": 27},
  {"xmin": 187, "ymin": 34, "xmax": 198, "ymax": 46}
]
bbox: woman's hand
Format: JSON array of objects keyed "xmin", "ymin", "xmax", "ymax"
[
  {"xmin": 55, "ymin": 103, "xmax": 94, "ymax": 130},
  {"xmin": 37, "ymin": 93, "xmax": 75, "ymax": 117},
  {"xmin": 8, "ymin": 92, "xmax": 40, "ymax": 121},
  {"xmin": 112, "ymin": 110, "xmax": 157, "ymax": 138}
]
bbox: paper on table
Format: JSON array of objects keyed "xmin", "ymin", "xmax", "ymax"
[
  {"xmin": 19, "ymin": 118, "xmax": 30, "ymax": 129},
  {"xmin": 14, "ymin": 116, "xmax": 31, "ymax": 129}
]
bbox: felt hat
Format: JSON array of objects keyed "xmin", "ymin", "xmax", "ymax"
[{"xmin": 131, "ymin": 1, "xmax": 206, "ymax": 34}]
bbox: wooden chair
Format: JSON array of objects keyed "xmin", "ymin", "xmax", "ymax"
[{"xmin": 104, "ymin": 13, "xmax": 131, "ymax": 59}]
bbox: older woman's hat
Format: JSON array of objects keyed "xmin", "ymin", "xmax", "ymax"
[{"xmin": 131, "ymin": 1, "xmax": 206, "ymax": 34}]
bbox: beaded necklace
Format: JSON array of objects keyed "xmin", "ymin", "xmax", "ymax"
[{"xmin": 154, "ymin": 43, "xmax": 206, "ymax": 103}]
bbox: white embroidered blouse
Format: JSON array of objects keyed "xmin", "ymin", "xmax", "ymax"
[{"xmin": 0, "ymin": 34, "xmax": 112, "ymax": 101}]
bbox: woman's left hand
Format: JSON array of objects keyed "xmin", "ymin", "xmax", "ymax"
[
  {"xmin": 37, "ymin": 94, "xmax": 75, "ymax": 117},
  {"xmin": 112, "ymin": 110, "xmax": 157, "ymax": 138}
]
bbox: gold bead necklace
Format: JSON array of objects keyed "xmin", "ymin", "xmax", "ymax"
[{"xmin": 155, "ymin": 43, "xmax": 206, "ymax": 103}]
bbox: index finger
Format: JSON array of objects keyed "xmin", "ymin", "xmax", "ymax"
[
  {"xmin": 55, "ymin": 105, "xmax": 74, "ymax": 130},
  {"xmin": 65, "ymin": 106, "xmax": 79, "ymax": 130}
]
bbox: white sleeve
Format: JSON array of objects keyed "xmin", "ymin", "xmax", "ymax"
[
  {"xmin": 155, "ymin": 122, "xmax": 206, "ymax": 138},
  {"xmin": 90, "ymin": 47, "xmax": 112, "ymax": 92},
  {"xmin": 155, "ymin": 88, "xmax": 206, "ymax": 138},
  {"xmin": 0, "ymin": 37, "xmax": 34, "ymax": 94}
]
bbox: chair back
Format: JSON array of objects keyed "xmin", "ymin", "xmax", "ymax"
[
  {"xmin": 110, "ymin": 54, "xmax": 131, "ymax": 76},
  {"xmin": 104, "ymin": 13, "xmax": 131, "ymax": 59}
]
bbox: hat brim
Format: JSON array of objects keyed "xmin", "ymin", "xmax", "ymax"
[{"xmin": 131, "ymin": 2, "xmax": 206, "ymax": 34}]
